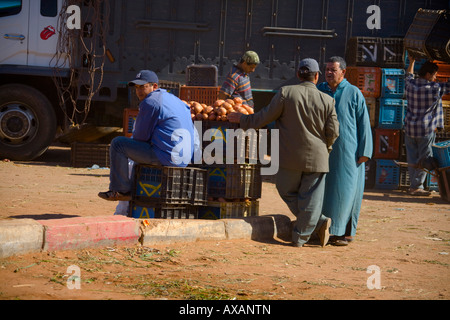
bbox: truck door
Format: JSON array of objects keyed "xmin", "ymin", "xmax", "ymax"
[
  {"xmin": 27, "ymin": 0, "xmax": 60, "ymax": 67},
  {"xmin": 0, "ymin": 0, "xmax": 30, "ymax": 65}
]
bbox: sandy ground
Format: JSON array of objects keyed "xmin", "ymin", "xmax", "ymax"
[{"xmin": 0, "ymin": 144, "xmax": 449, "ymax": 301}]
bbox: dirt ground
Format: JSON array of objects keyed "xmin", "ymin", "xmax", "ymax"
[{"xmin": 0, "ymin": 144, "xmax": 449, "ymax": 301}]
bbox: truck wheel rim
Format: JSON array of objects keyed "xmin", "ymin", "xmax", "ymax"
[{"xmin": 0, "ymin": 104, "xmax": 38, "ymax": 145}]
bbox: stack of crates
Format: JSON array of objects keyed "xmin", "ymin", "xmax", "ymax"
[
  {"xmin": 129, "ymin": 165, "xmax": 208, "ymax": 219},
  {"xmin": 198, "ymin": 164, "xmax": 262, "ymax": 219},
  {"xmin": 155, "ymin": 83, "xmax": 261, "ymax": 220},
  {"xmin": 375, "ymin": 67, "xmax": 407, "ymax": 190},
  {"xmin": 345, "ymin": 36, "xmax": 406, "ymax": 190},
  {"xmin": 198, "ymin": 121, "xmax": 261, "ymax": 220}
]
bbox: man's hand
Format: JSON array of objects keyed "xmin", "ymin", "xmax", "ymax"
[
  {"xmin": 357, "ymin": 156, "xmax": 369, "ymax": 164},
  {"xmin": 407, "ymin": 52, "xmax": 416, "ymax": 75},
  {"xmin": 227, "ymin": 112, "xmax": 243, "ymax": 123}
]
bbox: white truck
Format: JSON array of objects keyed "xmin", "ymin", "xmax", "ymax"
[{"xmin": 0, "ymin": 0, "xmax": 64, "ymax": 160}]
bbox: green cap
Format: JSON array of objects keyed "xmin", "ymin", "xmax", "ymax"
[{"xmin": 242, "ymin": 51, "xmax": 260, "ymax": 64}]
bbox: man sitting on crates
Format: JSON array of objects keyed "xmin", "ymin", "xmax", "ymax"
[
  {"xmin": 98, "ymin": 70, "xmax": 197, "ymax": 201},
  {"xmin": 404, "ymin": 56, "xmax": 449, "ymax": 196}
]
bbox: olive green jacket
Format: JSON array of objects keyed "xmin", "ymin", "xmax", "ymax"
[{"xmin": 240, "ymin": 81, "xmax": 339, "ymax": 172}]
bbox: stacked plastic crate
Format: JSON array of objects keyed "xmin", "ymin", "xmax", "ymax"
[
  {"xmin": 178, "ymin": 65, "xmax": 262, "ymax": 220},
  {"xmin": 129, "ymin": 165, "xmax": 208, "ymax": 219},
  {"xmin": 197, "ymin": 119, "xmax": 261, "ymax": 219},
  {"xmin": 345, "ymin": 37, "xmax": 405, "ymax": 190},
  {"xmin": 376, "ymin": 68, "xmax": 408, "ymax": 190}
]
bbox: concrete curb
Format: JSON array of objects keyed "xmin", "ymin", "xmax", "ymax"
[
  {"xmin": 37, "ymin": 216, "xmax": 141, "ymax": 252},
  {"xmin": 0, "ymin": 219, "xmax": 44, "ymax": 258},
  {"xmin": 0, "ymin": 215, "xmax": 292, "ymax": 259}
]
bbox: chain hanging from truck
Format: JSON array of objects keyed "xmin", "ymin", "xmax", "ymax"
[{"xmin": 51, "ymin": 0, "xmax": 109, "ymax": 128}]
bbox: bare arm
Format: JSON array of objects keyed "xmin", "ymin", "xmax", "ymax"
[{"xmin": 407, "ymin": 54, "xmax": 415, "ymax": 75}]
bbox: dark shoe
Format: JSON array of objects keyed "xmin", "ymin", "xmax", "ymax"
[
  {"xmin": 329, "ymin": 235, "xmax": 348, "ymax": 246},
  {"xmin": 345, "ymin": 236, "xmax": 354, "ymax": 243},
  {"xmin": 318, "ymin": 218, "xmax": 331, "ymax": 247},
  {"xmin": 291, "ymin": 242, "xmax": 303, "ymax": 248},
  {"xmin": 98, "ymin": 190, "xmax": 131, "ymax": 201}
]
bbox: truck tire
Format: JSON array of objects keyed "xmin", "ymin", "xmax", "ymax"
[{"xmin": 0, "ymin": 84, "xmax": 57, "ymax": 161}]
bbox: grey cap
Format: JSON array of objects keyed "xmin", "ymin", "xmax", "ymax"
[{"xmin": 298, "ymin": 58, "xmax": 321, "ymax": 74}]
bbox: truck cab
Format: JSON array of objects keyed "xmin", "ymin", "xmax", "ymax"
[{"xmin": 0, "ymin": 0, "xmax": 65, "ymax": 160}]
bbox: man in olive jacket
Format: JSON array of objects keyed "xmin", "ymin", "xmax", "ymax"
[{"xmin": 228, "ymin": 58, "xmax": 339, "ymax": 247}]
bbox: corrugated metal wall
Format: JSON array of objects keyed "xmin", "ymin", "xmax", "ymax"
[{"xmin": 102, "ymin": 0, "xmax": 448, "ymax": 89}]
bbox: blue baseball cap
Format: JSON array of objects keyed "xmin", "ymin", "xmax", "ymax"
[
  {"xmin": 129, "ymin": 70, "xmax": 159, "ymax": 86},
  {"xmin": 298, "ymin": 58, "xmax": 321, "ymax": 74}
]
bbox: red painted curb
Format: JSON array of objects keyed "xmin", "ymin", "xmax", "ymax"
[{"xmin": 37, "ymin": 216, "xmax": 140, "ymax": 251}]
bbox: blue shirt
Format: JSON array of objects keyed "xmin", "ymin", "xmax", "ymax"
[
  {"xmin": 404, "ymin": 73, "xmax": 449, "ymax": 138},
  {"xmin": 132, "ymin": 89, "xmax": 195, "ymax": 166}
]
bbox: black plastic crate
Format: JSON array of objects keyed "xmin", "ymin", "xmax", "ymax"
[
  {"xmin": 426, "ymin": 10, "xmax": 450, "ymax": 62},
  {"xmin": 379, "ymin": 38, "xmax": 405, "ymax": 68},
  {"xmin": 203, "ymin": 164, "xmax": 262, "ymax": 200},
  {"xmin": 399, "ymin": 164, "xmax": 411, "ymax": 190},
  {"xmin": 71, "ymin": 143, "xmax": 110, "ymax": 168},
  {"xmin": 346, "ymin": 37, "xmax": 380, "ymax": 66},
  {"xmin": 405, "ymin": 9, "xmax": 445, "ymax": 60},
  {"xmin": 129, "ymin": 201, "xmax": 198, "ymax": 219},
  {"xmin": 186, "ymin": 64, "xmax": 218, "ymax": 87},
  {"xmin": 436, "ymin": 131, "xmax": 450, "ymax": 143},
  {"xmin": 159, "ymin": 80, "xmax": 181, "ymax": 97},
  {"xmin": 346, "ymin": 37, "xmax": 405, "ymax": 67},
  {"xmin": 133, "ymin": 165, "xmax": 207, "ymax": 205}
]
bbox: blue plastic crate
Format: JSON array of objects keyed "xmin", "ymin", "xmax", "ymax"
[
  {"xmin": 427, "ymin": 172, "xmax": 440, "ymax": 191},
  {"xmin": 375, "ymin": 159, "xmax": 400, "ymax": 190},
  {"xmin": 432, "ymin": 140, "xmax": 450, "ymax": 168},
  {"xmin": 381, "ymin": 69, "xmax": 405, "ymax": 98},
  {"xmin": 378, "ymin": 99, "xmax": 407, "ymax": 129},
  {"xmin": 134, "ymin": 165, "xmax": 207, "ymax": 205}
]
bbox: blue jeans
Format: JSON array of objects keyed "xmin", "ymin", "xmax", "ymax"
[
  {"xmin": 405, "ymin": 133, "xmax": 435, "ymax": 190},
  {"xmin": 276, "ymin": 168, "xmax": 328, "ymax": 246},
  {"xmin": 109, "ymin": 136, "xmax": 161, "ymax": 193}
]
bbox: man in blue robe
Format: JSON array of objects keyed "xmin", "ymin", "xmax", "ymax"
[{"xmin": 317, "ymin": 57, "xmax": 373, "ymax": 246}]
